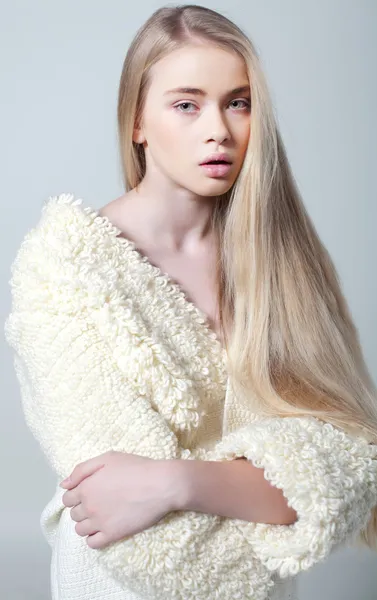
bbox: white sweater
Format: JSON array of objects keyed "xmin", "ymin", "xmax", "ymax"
[{"xmin": 4, "ymin": 193, "xmax": 377, "ymax": 600}]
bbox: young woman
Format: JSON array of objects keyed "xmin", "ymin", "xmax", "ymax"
[{"xmin": 5, "ymin": 4, "xmax": 377, "ymax": 600}]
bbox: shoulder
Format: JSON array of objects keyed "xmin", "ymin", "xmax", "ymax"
[
  {"xmin": 15, "ymin": 193, "xmax": 84, "ymax": 252},
  {"xmin": 97, "ymin": 194, "xmax": 126, "ymax": 222},
  {"xmin": 7, "ymin": 192, "xmax": 139, "ymax": 310},
  {"xmin": 11, "ymin": 192, "xmax": 119, "ymax": 267},
  {"xmin": 97, "ymin": 190, "xmax": 146, "ymax": 244},
  {"xmin": 8, "ymin": 193, "xmax": 107, "ymax": 293}
]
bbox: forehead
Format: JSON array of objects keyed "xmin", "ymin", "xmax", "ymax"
[{"xmin": 148, "ymin": 44, "xmax": 249, "ymax": 93}]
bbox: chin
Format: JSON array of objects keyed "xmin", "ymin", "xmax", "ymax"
[
  {"xmin": 202, "ymin": 180, "xmax": 234, "ymax": 195},
  {"xmin": 187, "ymin": 177, "xmax": 233, "ymax": 195},
  {"xmin": 187, "ymin": 186, "xmax": 230, "ymax": 198}
]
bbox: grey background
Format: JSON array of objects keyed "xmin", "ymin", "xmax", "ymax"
[{"xmin": 1, "ymin": 1, "xmax": 376, "ymax": 598}]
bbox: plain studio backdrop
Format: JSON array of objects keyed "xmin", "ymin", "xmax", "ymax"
[{"xmin": 1, "ymin": 1, "xmax": 376, "ymax": 599}]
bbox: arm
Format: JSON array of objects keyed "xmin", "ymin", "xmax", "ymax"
[
  {"xmin": 207, "ymin": 415, "xmax": 377, "ymax": 578},
  {"xmin": 173, "ymin": 457, "xmax": 298, "ymax": 525},
  {"xmin": 3, "ymin": 217, "xmax": 286, "ymax": 600},
  {"xmin": 5, "ymin": 207, "xmax": 377, "ymax": 599}
]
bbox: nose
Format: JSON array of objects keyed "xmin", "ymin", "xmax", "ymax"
[{"xmin": 204, "ymin": 106, "xmax": 231, "ymax": 144}]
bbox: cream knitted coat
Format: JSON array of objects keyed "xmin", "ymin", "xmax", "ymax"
[{"xmin": 4, "ymin": 193, "xmax": 377, "ymax": 600}]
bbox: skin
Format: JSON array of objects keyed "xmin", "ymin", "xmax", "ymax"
[
  {"xmin": 61, "ymin": 43, "xmax": 297, "ymax": 551},
  {"xmin": 100, "ymin": 42, "xmax": 251, "ymax": 255}
]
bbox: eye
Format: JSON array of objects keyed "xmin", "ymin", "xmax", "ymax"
[
  {"xmin": 229, "ymin": 99, "xmax": 250, "ymax": 110},
  {"xmin": 174, "ymin": 102, "xmax": 197, "ymax": 113},
  {"xmin": 173, "ymin": 99, "xmax": 251, "ymax": 114}
]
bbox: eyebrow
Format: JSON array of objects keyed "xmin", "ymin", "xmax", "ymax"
[{"xmin": 164, "ymin": 85, "xmax": 250, "ymax": 97}]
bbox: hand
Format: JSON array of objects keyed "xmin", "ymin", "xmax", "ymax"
[{"xmin": 60, "ymin": 451, "xmax": 182, "ymax": 549}]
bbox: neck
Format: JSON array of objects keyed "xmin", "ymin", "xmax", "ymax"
[{"xmin": 127, "ymin": 174, "xmax": 216, "ymax": 253}]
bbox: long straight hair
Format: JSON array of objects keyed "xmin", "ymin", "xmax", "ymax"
[{"xmin": 116, "ymin": 4, "xmax": 377, "ymax": 550}]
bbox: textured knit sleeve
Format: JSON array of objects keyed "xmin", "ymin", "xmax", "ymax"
[
  {"xmin": 3, "ymin": 213, "xmax": 280, "ymax": 599},
  {"xmin": 207, "ymin": 415, "xmax": 377, "ymax": 578},
  {"xmin": 3, "ymin": 216, "xmax": 182, "ymax": 477},
  {"xmin": 5, "ymin": 211, "xmax": 377, "ymax": 600}
]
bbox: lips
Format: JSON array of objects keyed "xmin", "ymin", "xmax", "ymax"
[
  {"xmin": 202, "ymin": 160, "xmax": 230, "ymax": 165},
  {"xmin": 200, "ymin": 153, "xmax": 232, "ymax": 165},
  {"xmin": 200, "ymin": 162, "xmax": 232, "ymax": 178}
]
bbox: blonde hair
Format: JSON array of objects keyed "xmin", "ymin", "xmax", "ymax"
[{"xmin": 117, "ymin": 4, "xmax": 377, "ymax": 550}]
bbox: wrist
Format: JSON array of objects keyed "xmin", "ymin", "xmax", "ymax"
[
  {"xmin": 167, "ymin": 457, "xmax": 251, "ymax": 517},
  {"xmin": 166, "ymin": 458, "xmax": 230, "ymax": 513},
  {"xmin": 157, "ymin": 458, "xmax": 192, "ymax": 512}
]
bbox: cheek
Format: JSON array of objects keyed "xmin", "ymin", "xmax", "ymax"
[
  {"xmin": 149, "ymin": 118, "xmax": 195, "ymax": 172},
  {"xmin": 234, "ymin": 122, "xmax": 251, "ymax": 161},
  {"xmin": 238, "ymin": 119, "xmax": 251, "ymax": 145},
  {"xmin": 147, "ymin": 116, "xmax": 185, "ymax": 158},
  {"xmin": 160, "ymin": 123, "xmax": 183, "ymax": 154}
]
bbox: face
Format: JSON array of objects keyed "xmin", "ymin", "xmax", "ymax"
[{"xmin": 133, "ymin": 43, "xmax": 251, "ymax": 196}]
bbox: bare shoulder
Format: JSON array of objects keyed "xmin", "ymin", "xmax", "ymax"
[
  {"xmin": 98, "ymin": 193, "xmax": 129, "ymax": 221},
  {"xmin": 98, "ymin": 190, "xmax": 146, "ymax": 242}
]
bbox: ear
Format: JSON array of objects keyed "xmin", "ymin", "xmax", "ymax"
[{"xmin": 132, "ymin": 123, "xmax": 145, "ymax": 144}]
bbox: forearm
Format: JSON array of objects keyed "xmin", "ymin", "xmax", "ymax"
[{"xmin": 171, "ymin": 457, "xmax": 298, "ymax": 525}]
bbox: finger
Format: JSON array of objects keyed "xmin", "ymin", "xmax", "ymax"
[
  {"xmin": 70, "ymin": 503, "xmax": 87, "ymax": 522},
  {"xmin": 62, "ymin": 489, "xmax": 80, "ymax": 508},
  {"xmin": 60, "ymin": 459, "xmax": 106, "ymax": 489},
  {"xmin": 86, "ymin": 531, "xmax": 108, "ymax": 549},
  {"xmin": 75, "ymin": 519, "xmax": 99, "ymax": 538}
]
